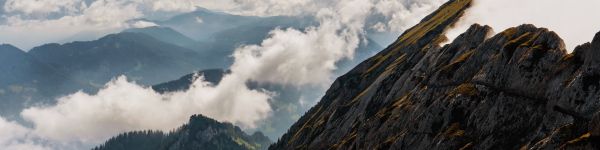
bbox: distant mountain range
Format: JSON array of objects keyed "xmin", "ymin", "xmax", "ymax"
[
  {"xmin": 149, "ymin": 8, "xmax": 383, "ymax": 69},
  {"xmin": 0, "ymin": 6, "xmax": 383, "ymax": 145},
  {"xmin": 0, "ymin": 31, "xmax": 215, "ymax": 119},
  {"xmin": 29, "ymin": 32, "xmax": 212, "ymax": 86},
  {"xmin": 147, "ymin": 9, "xmax": 318, "ymax": 69},
  {"xmin": 155, "ymin": 7, "xmax": 262, "ymax": 42},
  {"xmin": 94, "ymin": 114, "xmax": 271, "ymax": 150}
]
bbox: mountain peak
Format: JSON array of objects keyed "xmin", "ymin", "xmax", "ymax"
[
  {"xmin": 95, "ymin": 114, "xmax": 271, "ymax": 150},
  {"xmin": 593, "ymin": 31, "xmax": 600, "ymax": 45},
  {"xmin": 0, "ymin": 44, "xmax": 24, "ymax": 54},
  {"xmin": 0, "ymin": 43, "xmax": 18, "ymax": 49},
  {"xmin": 152, "ymin": 69, "xmax": 226, "ymax": 93}
]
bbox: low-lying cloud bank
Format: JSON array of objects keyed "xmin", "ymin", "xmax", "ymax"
[
  {"xmin": 22, "ymin": 75, "xmax": 272, "ymax": 143},
  {"xmin": 0, "ymin": 74, "xmax": 272, "ymax": 149},
  {"xmin": 445, "ymin": 0, "xmax": 600, "ymax": 50}
]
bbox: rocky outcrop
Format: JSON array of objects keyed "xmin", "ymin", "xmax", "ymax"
[{"xmin": 270, "ymin": 0, "xmax": 600, "ymax": 149}]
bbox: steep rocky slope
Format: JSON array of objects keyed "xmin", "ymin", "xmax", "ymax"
[
  {"xmin": 94, "ymin": 115, "xmax": 271, "ymax": 150},
  {"xmin": 271, "ymin": 0, "xmax": 600, "ymax": 149}
]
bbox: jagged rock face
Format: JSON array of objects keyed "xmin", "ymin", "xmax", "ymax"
[{"xmin": 270, "ymin": 0, "xmax": 600, "ymax": 149}]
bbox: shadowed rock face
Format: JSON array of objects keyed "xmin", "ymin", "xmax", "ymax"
[{"xmin": 270, "ymin": 0, "xmax": 600, "ymax": 149}]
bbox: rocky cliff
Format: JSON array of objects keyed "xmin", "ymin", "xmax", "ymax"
[{"xmin": 270, "ymin": 0, "xmax": 600, "ymax": 149}]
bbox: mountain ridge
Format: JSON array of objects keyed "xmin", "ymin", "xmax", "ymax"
[
  {"xmin": 124, "ymin": 26, "xmax": 200, "ymax": 50},
  {"xmin": 94, "ymin": 114, "xmax": 272, "ymax": 150},
  {"xmin": 28, "ymin": 32, "xmax": 209, "ymax": 87},
  {"xmin": 271, "ymin": 0, "xmax": 600, "ymax": 149}
]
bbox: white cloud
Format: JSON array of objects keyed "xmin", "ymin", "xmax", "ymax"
[
  {"xmin": 227, "ymin": 0, "xmax": 445, "ymax": 86},
  {"xmin": 21, "ymin": 75, "xmax": 271, "ymax": 143},
  {"xmin": 150, "ymin": 0, "xmax": 200, "ymax": 12},
  {"xmin": 196, "ymin": 0, "xmax": 444, "ymax": 33},
  {"xmin": 0, "ymin": 0, "xmax": 143, "ymax": 50},
  {"xmin": 231, "ymin": 26, "xmax": 357, "ymax": 86},
  {"xmin": 373, "ymin": 0, "xmax": 446, "ymax": 32},
  {"xmin": 15, "ymin": 0, "xmax": 375, "ymax": 146},
  {"xmin": 3, "ymin": 0, "xmax": 84, "ymax": 15},
  {"xmin": 200, "ymin": 0, "xmax": 319, "ymax": 17},
  {"xmin": 232, "ymin": 0, "xmax": 372, "ymax": 86},
  {"xmin": 445, "ymin": 0, "xmax": 600, "ymax": 51},
  {"xmin": 0, "ymin": 0, "xmax": 207, "ymax": 50},
  {"xmin": 0, "ymin": 117, "xmax": 50, "ymax": 150},
  {"xmin": 131, "ymin": 20, "xmax": 157, "ymax": 28}
]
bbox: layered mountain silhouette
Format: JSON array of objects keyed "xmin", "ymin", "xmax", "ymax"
[
  {"xmin": 0, "ymin": 7, "xmax": 382, "ymax": 134},
  {"xmin": 271, "ymin": 0, "xmax": 600, "ymax": 149},
  {"xmin": 30, "ymin": 32, "xmax": 205, "ymax": 87},
  {"xmin": 29, "ymin": 32, "xmax": 210, "ymax": 87},
  {"xmin": 94, "ymin": 114, "xmax": 271, "ymax": 150},
  {"xmin": 153, "ymin": 8, "xmax": 381, "ymax": 69},
  {"xmin": 0, "ymin": 31, "xmax": 213, "ymax": 120}
]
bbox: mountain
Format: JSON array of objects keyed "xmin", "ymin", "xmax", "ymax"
[
  {"xmin": 155, "ymin": 7, "xmax": 264, "ymax": 42},
  {"xmin": 271, "ymin": 0, "xmax": 600, "ymax": 149},
  {"xmin": 201, "ymin": 15, "xmax": 316, "ymax": 51},
  {"xmin": 1, "ymin": 31, "xmax": 220, "ymax": 120},
  {"xmin": 0, "ymin": 44, "xmax": 78, "ymax": 118},
  {"xmin": 28, "ymin": 32, "xmax": 211, "ymax": 89},
  {"xmin": 152, "ymin": 69, "xmax": 227, "ymax": 93},
  {"xmin": 154, "ymin": 9, "xmax": 317, "ymax": 68},
  {"xmin": 94, "ymin": 114, "xmax": 271, "ymax": 150},
  {"xmin": 124, "ymin": 26, "xmax": 200, "ymax": 50},
  {"xmin": 155, "ymin": 7, "xmax": 384, "ymax": 67},
  {"xmin": 0, "ymin": 44, "xmax": 37, "ymax": 85}
]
